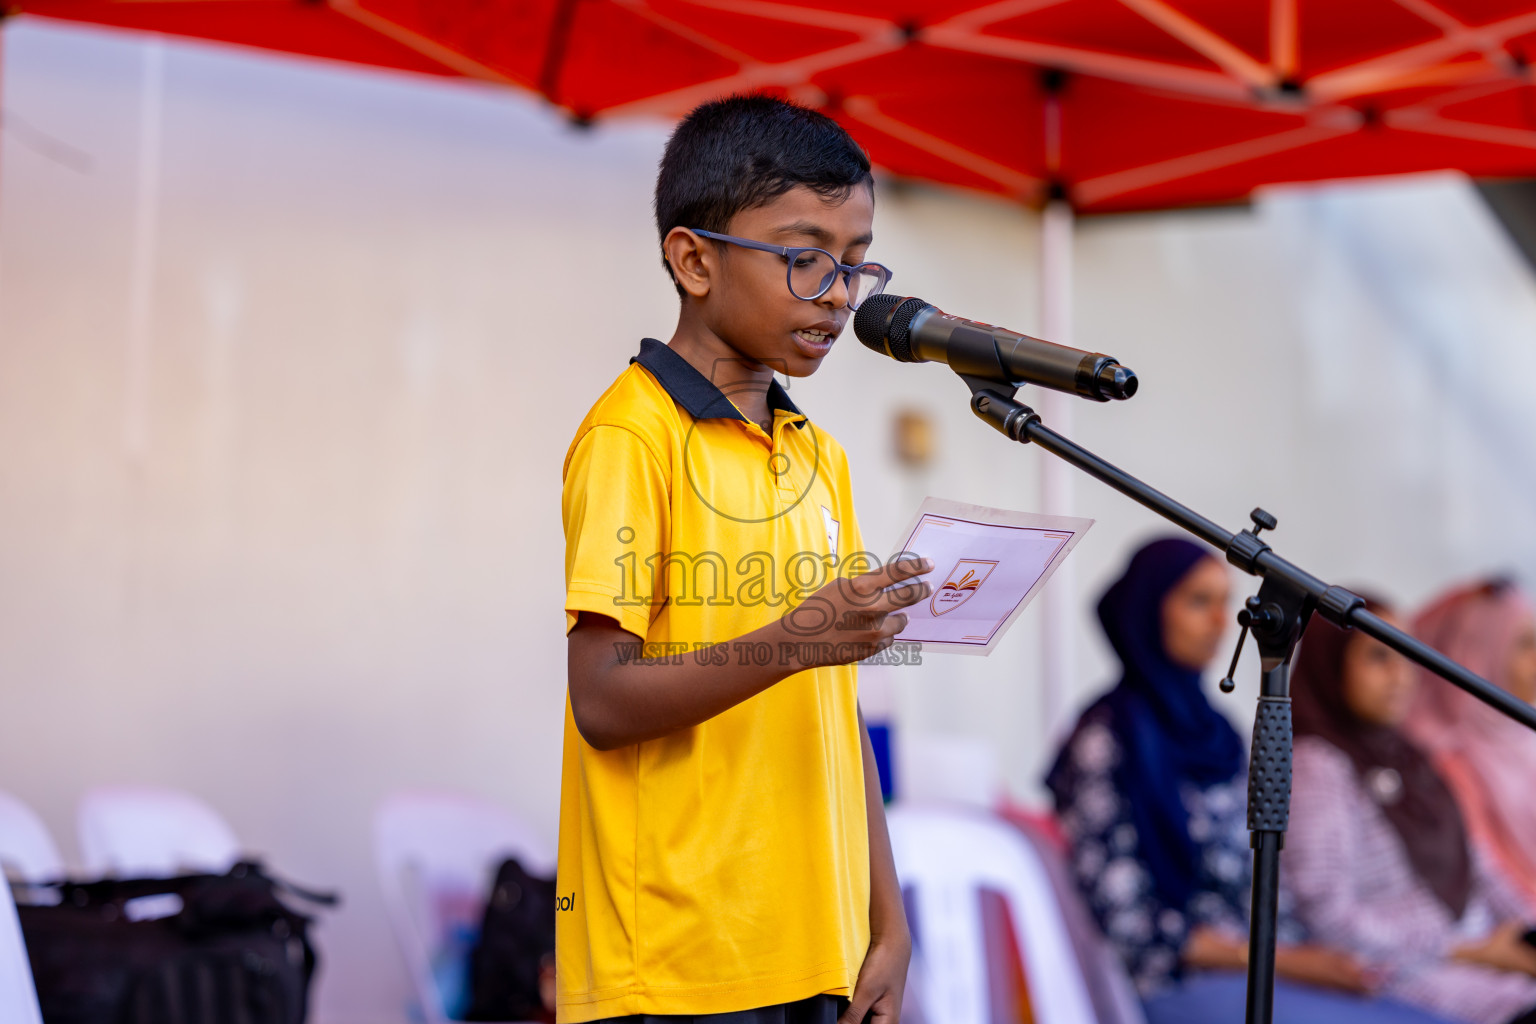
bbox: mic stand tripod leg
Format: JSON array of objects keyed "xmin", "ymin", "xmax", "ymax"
[{"xmin": 1248, "ymin": 827, "xmax": 1284, "ymax": 1024}]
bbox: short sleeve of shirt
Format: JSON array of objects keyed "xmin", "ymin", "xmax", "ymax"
[{"xmin": 563, "ymin": 424, "xmax": 668, "ymax": 638}]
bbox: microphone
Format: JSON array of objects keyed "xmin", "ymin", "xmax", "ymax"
[{"xmin": 853, "ymin": 294, "xmax": 1138, "ymax": 402}]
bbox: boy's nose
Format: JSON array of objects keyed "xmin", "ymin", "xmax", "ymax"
[{"xmin": 820, "ymin": 269, "xmax": 851, "ymax": 309}]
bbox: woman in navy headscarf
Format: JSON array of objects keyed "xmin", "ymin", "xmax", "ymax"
[{"xmin": 1047, "ymin": 538, "xmax": 1450, "ymax": 1024}]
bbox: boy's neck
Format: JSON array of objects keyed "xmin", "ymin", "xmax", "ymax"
[{"xmin": 666, "ymin": 311, "xmax": 777, "ymax": 433}]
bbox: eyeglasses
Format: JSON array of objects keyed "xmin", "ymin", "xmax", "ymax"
[{"xmin": 690, "ymin": 228, "xmax": 893, "ymax": 310}]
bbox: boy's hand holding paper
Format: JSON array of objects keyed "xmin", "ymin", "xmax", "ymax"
[{"xmin": 885, "ymin": 497, "xmax": 1093, "ymax": 656}]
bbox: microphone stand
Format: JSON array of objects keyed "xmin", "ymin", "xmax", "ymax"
[{"xmin": 954, "ymin": 373, "xmax": 1536, "ymax": 1024}]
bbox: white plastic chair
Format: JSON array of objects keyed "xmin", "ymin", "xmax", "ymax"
[
  {"xmin": 0, "ymin": 791, "xmax": 65, "ymax": 883},
  {"xmin": 77, "ymin": 786, "xmax": 241, "ymax": 878},
  {"xmin": 0, "ymin": 859, "xmax": 44, "ymax": 1024},
  {"xmin": 888, "ymin": 804, "xmax": 1098, "ymax": 1024},
  {"xmin": 375, "ymin": 790, "xmax": 554, "ymax": 1024}
]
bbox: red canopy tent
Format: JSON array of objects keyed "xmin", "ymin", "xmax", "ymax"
[
  {"xmin": 13, "ymin": 0, "xmax": 1536, "ymax": 212},
  {"xmin": 8, "ymin": 0, "xmax": 1536, "ymax": 722}
]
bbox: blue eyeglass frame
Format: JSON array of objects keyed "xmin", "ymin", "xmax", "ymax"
[{"xmin": 689, "ymin": 228, "xmax": 893, "ymax": 309}]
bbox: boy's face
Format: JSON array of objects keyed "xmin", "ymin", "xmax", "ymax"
[{"xmin": 681, "ymin": 183, "xmax": 876, "ymax": 377}]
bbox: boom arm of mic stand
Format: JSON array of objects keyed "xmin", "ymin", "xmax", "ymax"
[{"xmin": 963, "ymin": 379, "xmax": 1536, "ymax": 729}]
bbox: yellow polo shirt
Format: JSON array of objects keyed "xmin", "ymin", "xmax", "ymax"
[{"xmin": 556, "ymin": 338, "xmax": 872, "ymax": 1022}]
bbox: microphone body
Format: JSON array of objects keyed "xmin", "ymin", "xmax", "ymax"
[{"xmin": 854, "ymin": 294, "xmax": 1137, "ymax": 402}]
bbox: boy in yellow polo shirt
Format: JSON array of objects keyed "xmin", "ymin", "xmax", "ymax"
[{"xmin": 558, "ymin": 95, "xmax": 930, "ymax": 1024}]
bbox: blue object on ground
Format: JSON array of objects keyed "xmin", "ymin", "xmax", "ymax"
[{"xmin": 867, "ymin": 722, "xmax": 894, "ymax": 802}]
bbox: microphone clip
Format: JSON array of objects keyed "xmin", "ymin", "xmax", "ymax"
[{"xmin": 961, "ymin": 374, "xmax": 1041, "ymax": 443}]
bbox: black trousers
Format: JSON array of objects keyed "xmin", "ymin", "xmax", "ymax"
[{"xmin": 589, "ymin": 993, "xmax": 849, "ymax": 1024}]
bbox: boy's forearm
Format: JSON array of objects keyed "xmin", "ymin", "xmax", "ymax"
[
  {"xmin": 860, "ymin": 709, "xmax": 909, "ymax": 948},
  {"xmin": 568, "ymin": 560, "xmax": 928, "ymax": 751},
  {"xmin": 567, "ymin": 613, "xmax": 800, "ymax": 750}
]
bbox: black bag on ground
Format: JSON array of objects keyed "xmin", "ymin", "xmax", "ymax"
[
  {"xmin": 462, "ymin": 858, "xmax": 556, "ymax": 1023},
  {"xmin": 17, "ymin": 861, "xmax": 337, "ymax": 1024}
]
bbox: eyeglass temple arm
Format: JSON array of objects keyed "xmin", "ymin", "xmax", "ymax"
[
  {"xmin": 693, "ymin": 228, "xmax": 889, "ymax": 282},
  {"xmin": 690, "ymin": 229, "xmax": 790, "ymax": 258}
]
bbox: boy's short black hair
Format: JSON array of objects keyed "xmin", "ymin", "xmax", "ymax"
[{"xmin": 655, "ymin": 94, "xmax": 873, "ymax": 296}]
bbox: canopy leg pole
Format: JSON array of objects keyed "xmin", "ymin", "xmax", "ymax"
[
  {"xmin": 125, "ymin": 35, "xmax": 164, "ymax": 462},
  {"xmin": 0, "ymin": 10, "xmax": 11, "ymax": 246},
  {"xmin": 1038, "ymin": 198, "xmax": 1076, "ymax": 742}
]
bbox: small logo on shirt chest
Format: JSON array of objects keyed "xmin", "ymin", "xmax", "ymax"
[{"xmin": 820, "ymin": 505, "xmax": 840, "ymax": 558}]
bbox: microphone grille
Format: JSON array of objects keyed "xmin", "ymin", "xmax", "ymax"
[
  {"xmin": 853, "ymin": 293, "xmax": 928, "ymax": 362},
  {"xmin": 853, "ymin": 294, "xmax": 900, "ymax": 353},
  {"xmin": 886, "ymin": 296, "xmax": 927, "ymax": 362}
]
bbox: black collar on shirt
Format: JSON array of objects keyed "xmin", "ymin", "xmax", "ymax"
[{"xmin": 631, "ymin": 338, "xmax": 807, "ymax": 430}]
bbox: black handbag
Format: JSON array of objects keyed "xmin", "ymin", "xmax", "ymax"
[
  {"xmin": 462, "ymin": 858, "xmax": 557, "ymax": 1023},
  {"xmin": 17, "ymin": 861, "xmax": 337, "ymax": 1024}
]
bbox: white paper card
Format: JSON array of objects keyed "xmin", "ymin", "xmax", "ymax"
[{"xmin": 887, "ymin": 497, "xmax": 1093, "ymax": 656}]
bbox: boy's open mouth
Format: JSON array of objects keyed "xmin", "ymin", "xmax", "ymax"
[{"xmin": 791, "ymin": 322, "xmax": 841, "ymax": 356}]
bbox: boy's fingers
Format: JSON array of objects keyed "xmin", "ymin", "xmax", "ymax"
[
  {"xmin": 838, "ymin": 996, "xmax": 872, "ymax": 1024},
  {"xmin": 879, "ymin": 581, "xmax": 931, "ymax": 611},
  {"xmin": 882, "ymin": 555, "xmax": 932, "ymax": 584},
  {"xmin": 850, "ymin": 557, "xmax": 932, "ymax": 596}
]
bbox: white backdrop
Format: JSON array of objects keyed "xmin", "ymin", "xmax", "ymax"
[{"xmin": 3, "ymin": 20, "xmax": 1534, "ymax": 1022}]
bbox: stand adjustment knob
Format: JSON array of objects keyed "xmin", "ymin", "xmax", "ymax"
[
  {"xmin": 1220, "ymin": 596, "xmax": 1266, "ymax": 694},
  {"xmin": 1235, "ymin": 595, "xmax": 1262, "ymax": 629},
  {"xmin": 1250, "ymin": 508, "xmax": 1278, "ymax": 534}
]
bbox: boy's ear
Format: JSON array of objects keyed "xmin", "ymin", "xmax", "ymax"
[{"xmin": 662, "ymin": 227, "xmax": 713, "ymax": 300}]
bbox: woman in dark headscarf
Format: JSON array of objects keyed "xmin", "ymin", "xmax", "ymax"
[
  {"xmin": 1048, "ymin": 538, "xmax": 1245, "ymax": 936},
  {"xmin": 1285, "ymin": 599, "xmax": 1536, "ymax": 1024},
  {"xmin": 1049, "ymin": 540, "xmax": 1450, "ymax": 1024}
]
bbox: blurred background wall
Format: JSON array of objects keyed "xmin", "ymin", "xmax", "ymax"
[{"xmin": 2, "ymin": 19, "xmax": 1534, "ymax": 1023}]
